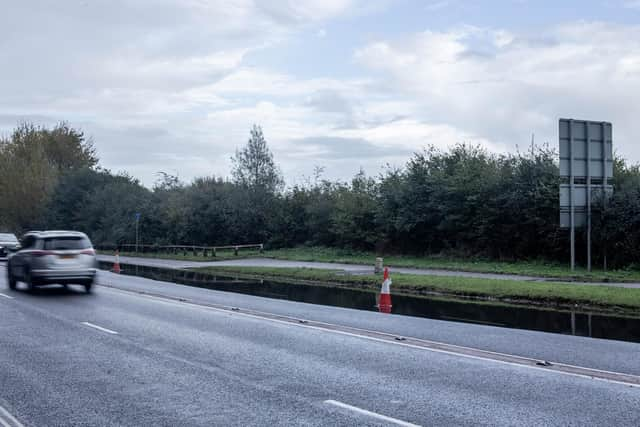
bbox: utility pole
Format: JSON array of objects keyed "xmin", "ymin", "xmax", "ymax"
[
  {"xmin": 531, "ymin": 133, "xmax": 535, "ymax": 156},
  {"xmin": 135, "ymin": 212, "xmax": 141, "ymax": 254}
]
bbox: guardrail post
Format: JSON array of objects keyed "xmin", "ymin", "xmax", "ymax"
[{"xmin": 120, "ymin": 243, "xmax": 265, "ymax": 258}]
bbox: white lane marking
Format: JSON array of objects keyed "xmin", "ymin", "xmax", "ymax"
[
  {"xmin": 0, "ymin": 293, "xmax": 14, "ymax": 299},
  {"xmin": 99, "ymin": 286, "xmax": 640, "ymax": 389},
  {"xmin": 324, "ymin": 400, "xmax": 421, "ymax": 427},
  {"xmin": 81, "ymin": 322, "xmax": 118, "ymax": 335},
  {"xmin": 0, "ymin": 404, "xmax": 25, "ymax": 427}
]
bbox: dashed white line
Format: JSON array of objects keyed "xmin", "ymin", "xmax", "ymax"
[
  {"xmin": 0, "ymin": 293, "xmax": 14, "ymax": 300},
  {"xmin": 324, "ymin": 400, "xmax": 421, "ymax": 427},
  {"xmin": 0, "ymin": 404, "xmax": 25, "ymax": 427},
  {"xmin": 81, "ymin": 322, "xmax": 118, "ymax": 335}
]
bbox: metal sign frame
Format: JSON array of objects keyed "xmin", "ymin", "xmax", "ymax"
[{"xmin": 559, "ymin": 119, "xmax": 612, "ymax": 271}]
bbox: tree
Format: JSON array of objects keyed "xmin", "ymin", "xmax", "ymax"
[
  {"xmin": 0, "ymin": 132, "xmax": 57, "ymax": 230},
  {"xmin": 231, "ymin": 125, "xmax": 283, "ymax": 194},
  {"xmin": 45, "ymin": 122, "xmax": 98, "ymax": 171},
  {"xmin": 46, "ymin": 169, "xmax": 154, "ymax": 245},
  {"xmin": 0, "ymin": 122, "xmax": 99, "ymax": 231},
  {"xmin": 153, "ymin": 171, "xmax": 182, "ymax": 191},
  {"xmin": 330, "ymin": 169, "xmax": 379, "ymax": 250}
]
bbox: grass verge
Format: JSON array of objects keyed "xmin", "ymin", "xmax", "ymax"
[
  {"xmin": 100, "ymin": 246, "xmax": 640, "ymax": 283},
  {"xmin": 194, "ymin": 266, "xmax": 640, "ymax": 315},
  {"xmin": 263, "ymin": 247, "xmax": 640, "ymax": 283}
]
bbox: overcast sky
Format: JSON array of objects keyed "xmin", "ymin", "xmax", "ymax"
[{"xmin": 2, "ymin": 0, "xmax": 640, "ymax": 186}]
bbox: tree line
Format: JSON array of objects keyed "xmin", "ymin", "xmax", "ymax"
[{"xmin": 2, "ymin": 122, "xmax": 640, "ymax": 268}]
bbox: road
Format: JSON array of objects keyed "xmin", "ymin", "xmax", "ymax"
[
  {"xmin": 97, "ymin": 254, "xmax": 640, "ymax": 288},
  {"xmin": 1, "ymin": 264, "xmax": 640, "ymax": 426}
]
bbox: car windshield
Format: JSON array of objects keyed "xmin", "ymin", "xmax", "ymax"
[
  {"xmin": 43, "ymin": 236, "xmax": 91, "ymax": 250},
  {"xmin": 0, "ymin": 233, "xmax": 17, "ymax": 242}
]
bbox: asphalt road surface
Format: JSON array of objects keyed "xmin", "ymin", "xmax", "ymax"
[{"xmin": 1, "ymin": 264, "xmax": 640, "ymax": 426}]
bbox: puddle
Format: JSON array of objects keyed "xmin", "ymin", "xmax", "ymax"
[{"xmin": 99, "ymin": 262, "xmax": 640, "ymax": 344}]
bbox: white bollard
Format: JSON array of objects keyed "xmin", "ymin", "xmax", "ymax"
[{"xmin": 374, "ymin": 257, "xmax": 384, "ymax": 274}]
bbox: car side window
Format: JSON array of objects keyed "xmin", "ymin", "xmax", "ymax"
[{"xmin": 20, "ymin": 235, "xmax": 35, "ymax": 249}]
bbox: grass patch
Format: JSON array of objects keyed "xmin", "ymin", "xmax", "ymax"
[
  {"xmin": 100, "ymin": 245, "xmax": 640, "ymax": 282},
  {"xmin": 263, "ymin": 247, "xmax": 640, "ymax": 283},
  {"xmin": 194, "ymin": 265, "xmax": 640, "ymax": 314}
]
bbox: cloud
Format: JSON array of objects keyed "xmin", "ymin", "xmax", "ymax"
[
  {"xmin": 289, "ymin": 136, "xmax": 413, "ymax": 160},
  {"xmin": 424, "ymin": 1, "xmax": 453, "ymax": 12},
  {"xmin": 354, "ymin": 22, "xmax": 640, "ymax": 156},
  {"xmin": 4, "ymin": 2, "xmax": 640, "ymax": 187},
  {"xmin": 0, "ymin": 0, "xmax": 371, "ymax": 185},
  {"xmin": 624, "ymin": 0, "xmax": 640, "ymax": 9},
  {"xmin": 305, "ymin": 90, "xmax": 352, "ymax": 114},
  {"xmin": 254, "ymin": 0, "xmax": 359, "ymax": 25}
]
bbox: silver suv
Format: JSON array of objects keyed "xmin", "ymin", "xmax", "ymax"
[{"xmin": 7, "ymin": 231, "xmax": 97, "ymax": 293}]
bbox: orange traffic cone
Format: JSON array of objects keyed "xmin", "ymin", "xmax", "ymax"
[
  {"xmin": 112, "ymin": 250, "xmax": 121, "ymax": 274},
  {"xmin": 378, "ymin": 267, "xmax": 392, "ymax": 313}
]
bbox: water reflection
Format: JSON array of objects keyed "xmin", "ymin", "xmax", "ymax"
[{"xmin": 100, "ymin": 262, "xmax": 640, "ymax": 344}]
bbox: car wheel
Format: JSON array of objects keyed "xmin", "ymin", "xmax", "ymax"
[
  {"xmin": 84, "ymin": 281, "xmax": 93, "ymax": 293},
  {"xmin": 7, "ymin": 264, "xmax": 17, "ymax": 290},
  {"xmin": 24, "ymin": 269, "xmax": 36, "ymax": 292}
]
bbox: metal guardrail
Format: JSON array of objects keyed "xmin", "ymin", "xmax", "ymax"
[{"xmin": 95, "ymin": 243, "xmax": 264, "ymax": 257}]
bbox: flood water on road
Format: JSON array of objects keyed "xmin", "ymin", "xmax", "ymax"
[{"xmin": 100, "ymin": 262, "xmax": 640, "ymax": 344}]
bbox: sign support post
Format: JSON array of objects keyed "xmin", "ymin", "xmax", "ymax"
[
  {"xmin": 569, "ymin": 120, "xmax": 575, "ymax": 271},
  {"xmin": 586, "ymin": 123, "xmax": 591, "ymax": 272},
  {"xmin": 601, "ymin": 122, "xmax": 608, "ymax": 272}
]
